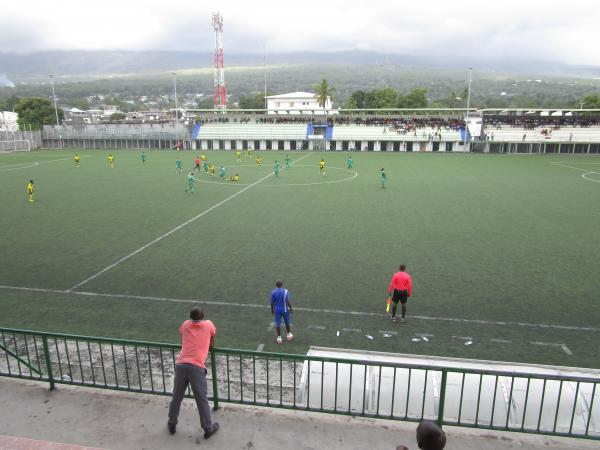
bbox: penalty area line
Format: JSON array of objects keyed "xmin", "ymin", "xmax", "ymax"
[
  {"xmin": 66, "ymin": 153, "xmax": 312, "ymax": 292},
  {"xmin": 1, "ymin": 284, "xmax": 598, "ymax": 333}
]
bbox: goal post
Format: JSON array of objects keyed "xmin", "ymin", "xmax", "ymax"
[{"xmin": 0, "ymin": 140, "xmax": 31, "ymax": 153}]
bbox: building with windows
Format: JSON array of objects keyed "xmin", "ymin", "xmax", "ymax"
[{"xmin": 266, "ymin": 91, "xmax": 333, "ymax": 114}]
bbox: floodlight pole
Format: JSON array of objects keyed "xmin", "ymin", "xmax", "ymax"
[
  {"xmin": 464, "ymin": 66, "xmax": 473, "ymax": 152},
  {"xmin": 49, "ymin": 74, "xmax": 60, "ymax": 126},
  {"xmin": 173, "ymin": 72, "xmax": 178, "ymax": 130},
  {"xmin": 264, "ymin": 44, "xmax": 267, "ymax": 110}
]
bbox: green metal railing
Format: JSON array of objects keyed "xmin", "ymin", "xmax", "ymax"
[{"xmin": 1, "ymin": 327, "xmax": 598, "ymax": 440}]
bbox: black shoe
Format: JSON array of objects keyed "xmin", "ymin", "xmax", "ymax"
[
  {"xmin": 204, "ymin": 422, "xmax": 219, "ymax": 439},
  {"xmin": 168, "ymin": 423, "xmax": 176, "ymax": 435}
]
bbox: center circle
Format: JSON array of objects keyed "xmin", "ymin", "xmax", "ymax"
[{"xmin": 192, "ymin": 163, "xmax": 358, "ymax": 187}]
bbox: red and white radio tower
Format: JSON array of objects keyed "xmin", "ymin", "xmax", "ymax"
[{"xmin": 212, "ymin": 12, "xmax": 227, "ymax": 112}]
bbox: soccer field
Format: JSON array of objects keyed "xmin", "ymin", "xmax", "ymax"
[{"xmin": 1, "ymin": 149, "xmax": 599, "ymax": 368}]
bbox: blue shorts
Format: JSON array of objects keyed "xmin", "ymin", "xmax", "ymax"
[{"xmin": 274, "ymin": 311, "xmax": 290, "ymax": 328}]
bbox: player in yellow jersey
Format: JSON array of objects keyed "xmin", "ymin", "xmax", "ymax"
[
  {"xmin": 74, "ymin": 154, "xmax": 80, "ymax": 167},
  {"xmin": 209, "ymin": 163, "xmax": 216, "ymax": 176},
  {"xmin": 201, "ymin": 154, "xmax": 207, "ymax": 162},
  {"xmin": 256, "ymin": 155, "xmax": 262, "ymax": 166},
  {"xmin": 319, "ymin": 158, "xmax": 326, "ymax": 176},
  {"xmin": 247, "ymin": 148, "xmax": 253, "ymax": 158},
  {"xmin": 27, "ymin": 179, "xmax": 34, "ymax": 202},
  {"xmin": 107, "ymin": 154, "xmax": 114, "ymax": 168},
  {"xmin": 235, "ymin": 150, "xmax": 241, "ymax": 161},
  {"xmin": 228, "ymin": 173, "xmax": 240, "ymax": 182}
]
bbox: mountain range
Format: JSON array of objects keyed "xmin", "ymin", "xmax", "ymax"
[{"xmin": 2, "ymin": 50, "xmax": 600, "ymax": 82}]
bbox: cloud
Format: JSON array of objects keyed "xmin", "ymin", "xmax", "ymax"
[
  {"xmin": 0, "ymin": 73, "xmax": 15, "ymax": 87},
  {"xmin": 0, "ymin": 0, "xmax": 599, "ymax": 65}
]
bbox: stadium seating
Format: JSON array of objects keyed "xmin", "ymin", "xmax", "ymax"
[
  {"xmin": 331, "ymin": 125, "xmax": 462, "ymax": 141},
  {"xmin": 197, "ymin": 123, "xmax": 307, "ymax": 139},
  {"xmin": 482, "ymin": 126, "xmax": 600, "ymax": 142}
]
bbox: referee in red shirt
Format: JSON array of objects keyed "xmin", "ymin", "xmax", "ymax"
[{"xmin": 388, "ymin": 264, "xmax": 413, "ymax": 323}]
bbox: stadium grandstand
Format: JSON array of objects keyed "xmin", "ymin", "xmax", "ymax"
[{"xmin": 39, "ymin": 108, "xmax": 600, "ymax": 154}]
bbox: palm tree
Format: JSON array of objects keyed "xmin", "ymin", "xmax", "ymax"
[
  {"xmin": 313, "ymin": 79, "xmax": 333, "ymax": 118},
  {"xmin": 312, "ymin": 79, "xmax": 334, "ymax": 149}
]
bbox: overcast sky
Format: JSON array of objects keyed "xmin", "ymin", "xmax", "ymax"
[{"xmin": 2, "ymin": 0, "xmax": 599, "ymax": 65}]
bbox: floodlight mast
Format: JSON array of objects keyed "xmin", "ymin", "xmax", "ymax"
[
  {"xmin": 463, "ymin": 66, "xmax": 473, "ymax": 152},
  {"xmin": 49, "ymin": 74, "xmax": 60, "ymax": 125},
  {"xmin": 173, "ymin": 72, "xmax": 178, "ymax": 128},
  {"xmin": 212, "ymin": 12, "xmax": 227, "ymax": 113}
]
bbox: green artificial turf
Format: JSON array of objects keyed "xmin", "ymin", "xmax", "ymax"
[{"xmin": 0, "ymin": 149, "xmax": 598, "ymax": 368}]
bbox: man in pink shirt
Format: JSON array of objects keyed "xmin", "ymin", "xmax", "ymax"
[
  {"xmin": 388, "ymin": 264, "xmax": 413, "ymax": 323},
  {"xmin": 168, "ymin": 307, "xmax": 219, "ymax": 440}
]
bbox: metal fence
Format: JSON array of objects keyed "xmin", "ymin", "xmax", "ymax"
[
  {"xmin": 0, "ymin": 327, "xmax": 598, "ymax": 441},
  {"xmin": 0, "ymin": 130, "xmax": 42, "ymax": 151}
]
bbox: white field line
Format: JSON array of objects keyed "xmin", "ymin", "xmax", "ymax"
[
  {"xmin": 67, "ymin": 153, "xmax": 311, "ymax": 292},
  {"xmin": 256, "ymin": 344, "xmax": 265, "ymax": 352},
  {"xmin": 550, "ymin": 161, "xmax": 600, "ymax": 173},
  {"xmin": 193, "ymin": 165, "xmax": 359, "ymax": 188},
  {"xmin": 551, "ymin": 161, "xmax": 600, "ymax": 183},
  {"xmin": 0, "ymin": 156, "xmax": 90, "ymax": 172},
  {"xmin": 1, "ymin": 284, "xmax": 599, "ymax": 333},
  {"xmin": 530, "ymin": 341, "xmax": 573, "ymax": 355},
  {"xmin": 0, "ymin": 162, "xmax": 39, "ymax": 172}
]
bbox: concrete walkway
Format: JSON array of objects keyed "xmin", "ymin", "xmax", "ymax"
[{"xmin": 0, "ymin": 378, "xmax": 596, "ymax": 450}]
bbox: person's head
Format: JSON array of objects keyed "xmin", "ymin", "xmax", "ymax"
[
  {"xmin": 190, "ymin": 307, "xmax": 204, "ymax": 321},
  {"xmin": 275, "ymin": 279, "xmax": 283, "ymax": 288},
  {"xmin": 399, "ymin": 264, "xmax": 406, "ymax": 271},
  {"xmin": 381, "ymin": 167, "xmax": 385, "ymax": 171},
  {"xmin": 29, "ymin": 179, "xmax": 34, "ymax": 184},
  {"xmin": 416, "ymin": 420, "xmax": 446, "ymax": 450}
]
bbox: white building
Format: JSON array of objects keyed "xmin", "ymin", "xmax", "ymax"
[
  {"xmin": 266, "ymin": 91, "xmax": 334, "ymax": 114},
  {"xmin": 0, "ymin": 111, "xmax": 18, "ymax": 131}
]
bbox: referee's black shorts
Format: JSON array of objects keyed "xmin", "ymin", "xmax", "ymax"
[{"xmin": 392, "ymin": 289, "xmax": 409, "ymax": 304}]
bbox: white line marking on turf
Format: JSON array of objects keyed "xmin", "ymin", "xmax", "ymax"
[
  {"xmin": 561, "ymin": 344, "xmax": 573, "ymax": 355},
  {"xmin": 531, "ymin": 341, "xmax": 573, "ymax": 355},
  {"xmin": 342, "ymin": 328, "xmax": 362, "ymax": 333},
  {"xmin": 193, "ymin": 165, "xmax": 358, "ymax": 187},
  {"xmin": 1, "ymin": 284, "xmax": 599, "ymax": 333},
  {"xmin": 308, "ymin": 325, "xmax": 326, "ymax": 330},
  {"xmin": 256, "ymin": 344, "xmax": 265, "ymax": 352},
  {"xmin": 379, "ymin": 330, "xmax": 398, "ymax": 335},
  {"xmin": 66, "ymin": 153, "xmax": 311, "ymax": 292},
  {"xmin": 550, "ymin": 161, "xmax": 600, "ymax": 183},
  {"xmin": 0, "ymin": 156, "xmax": 91, "ymax": 172},
  {"xmin": 0, "ymin": 162, "xmax": 39, "ymax": 172},
  {"xmin": 491, "ymin": 339, "xmax": 512, "ymax": 344},
  {"xmin": 582, "ymin": 172, "xmax": 600, "ymax": 182}
]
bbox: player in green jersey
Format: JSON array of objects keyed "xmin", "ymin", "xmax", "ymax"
[
  {"xmin": 175, "ymin": 158, "xmax": 182, "ymax": 173},
  {"xmin": 185, "ymin": 172, "xmax": 196, "ymax": 193},
  {"xmin": 347, "ymin": 155, "xmax": 353, "ymax": 171},
  {"xmin": 285, "ymin": 155, "xmax": 291, "ymax": 169},
  {"xmin": 141, "ymin": 151, "xmax": 147, "ymax": 164},
  {"xmin": 219, "ymin": 165, "xmax": 227, "ymax": 179},
  {"xmin": 274, "ymin": 160, "xmax": 280, "ymax": 177},
  {"xmin": 380, "ymin": 168, "xmax": 387, "ymax": 189}
]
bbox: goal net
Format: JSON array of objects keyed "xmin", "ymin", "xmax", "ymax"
[{"xmin": 0, "ymin": 140, "xmax": 31, "ymax": 153}]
